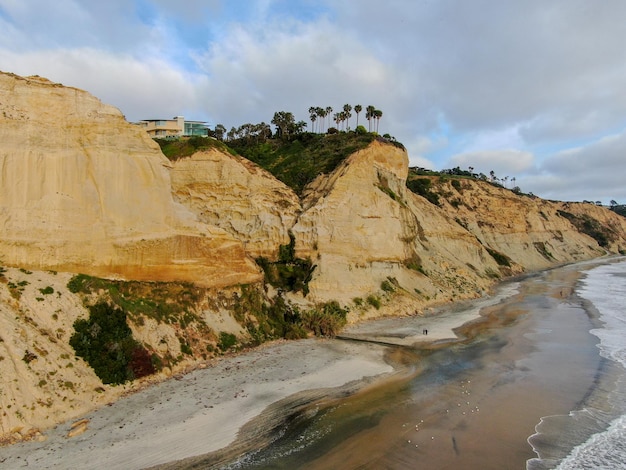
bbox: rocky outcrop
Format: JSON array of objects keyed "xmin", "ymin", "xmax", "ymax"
[
  {"xmin": 170, "ymin": 149, "xmax": 301, "ymax": 259},
  {"xmin": 0, "ymin": 72, "xmax": 261, "ymax": 287}
]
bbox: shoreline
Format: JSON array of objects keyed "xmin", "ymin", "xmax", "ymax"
[
  {"xmin": 0, "ymin": 258, "xmax": 617, "ymax": 469},
  {"xmin": 0, "ymin": 281, "xmax": 517, "ymax": 470},
  {"xmin": 248, "ymin": 259, "xmax": 610, "ymax": 470}
]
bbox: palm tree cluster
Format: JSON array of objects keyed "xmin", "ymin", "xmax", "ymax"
[
  {"xmin": 308, "ymin": 104, "xmax": 382, "ymax": 133},
  {"xmin": 213, "ymin": 104, "xmax": 384, "ymax": 144}
]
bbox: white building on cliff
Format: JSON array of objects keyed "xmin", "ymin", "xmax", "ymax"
[{"xmin": 135, "ymin": 116, "xmax": 209, "ymax": 138}]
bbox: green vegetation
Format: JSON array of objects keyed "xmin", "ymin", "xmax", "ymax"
[
  {"xmin": 485, "ymin": 247, "xmax": 512, "ymax": 267},
  {"xmin": 38, "ymin": 286, "xmax": 54, "ymax": 295},
  {"xmin": 230, "ymin": 132, "xmax": 377, "ymax": 194},
  {"xmin": 558, "ymin": 210, "xmax": 615, "ymax": 248},
  {"xmin": 407, "ymin": 166, "xmax": 529, "ymax": 197},
  {"xmin": 67, "ymin": 274, "xmax": 206, "ymax": 325},
  {"xmin": 6, "ymin": 280, "xmax": 25, "ymax": 300},
  {"xmin": 300, "ymin": 301, "xmax": 348, "ymax": 337},
  {"xmin": 406, "ymin": 177, "xmax": 440, "ymax": 206},
  {"xmin": 534, "ymin": 241, "xmax": 554, "ymax": 260},
  {"xmin": 218, "ymin": 332, "xmax": 237, "ymax": 351},
  {"xmin": 610, "ymin": 201, "xmax": 626, "ymax": 218},
  {"xmin": 67, "ymin": 274, "xmax": 218, "ymax": 367},
  {"xmin": 381, "ymin": 278, "xmax": 397, "ymax": 293},
  {"xmin": 233, "ymin": 285, "xmax": 349, "ymax": 340},
  {"xmin": 70, "ymin": 303, "xmax": 154, "ymax": 385},
  {"xmin": 22, "ymin": 350, "xmax": 37, "ymax": 364},
  {"xmin": 155, "ymin": 103, "xmax": 403, "ymax": 195},
  {"xmin": 255, "ymin": 233, "xmax": 315, "ymax": 295},
  {"xmin": 155, "ymin": 135, "xmax": 236, "ymax": 161},
  {"xmin": 241, "ymin": 291, "xmax": 308, "ymax": 343},
  {"xmin": 367, "ymin": 295, "xmax": 382, "ymax": 310}
]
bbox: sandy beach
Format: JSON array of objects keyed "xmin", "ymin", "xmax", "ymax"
[
  {"xmin": 0, "ymin": 338, "xmax": 396, "ymax": 469},
  {"xmin": 0, "ymin": 283, "xmax": 518, "ymax": 470},
  {"xmin": 0, "ymin": 261, "xmax": 609, "ymax": 469},
  {"xmin": 227, "ymin": 263, "xmax": 605, "ymax": 470}
]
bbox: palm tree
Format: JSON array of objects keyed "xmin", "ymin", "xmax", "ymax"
[
  {"xmin": 325, "ymin": 106, "xmax": 333, "ymax": 132},
  {"xmin": 366, "ymin": 105, "xmax": 375, "ymax": 132},
  {"xmin": 315, "ymin": 107, "xmax": 325, "ymax": 133},
  {"xmin": 354, "ymin": 104, "xmax": 362, "ymax": 127},
  {"xmin": 333, "ymin": 112, "xmax": 341, "ymax": 129},
  {"xmin": 342, "ymin": 104, "xmax": 352, "ymax": 130},
  {"xmin": 374, "ymin": 109, "xmax": 383, "ymax": 133},
  {"xmin": 309, "ymin": 106, "xmax": 317, "ymax": 133}
]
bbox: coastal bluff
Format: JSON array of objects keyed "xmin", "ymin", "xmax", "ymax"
[
  {"xmin": 1, "ymin": 71, "xmax": 626, "ymax": 444},
  {"xmin": 0, "ymin": 71, "xmax": 261, "ymax": 287}
]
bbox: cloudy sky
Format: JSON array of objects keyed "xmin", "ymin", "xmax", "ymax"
[{"xmin": 1, "ymin": 0, "xmax": 625, "ymax": 204}]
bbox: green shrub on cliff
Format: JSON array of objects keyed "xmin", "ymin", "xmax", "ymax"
[
  {"xmin": 557, "ymin": 210, "xmax": 614, "ymax": 248},
  {"xmin": 230, "ymin": 132, "xmax": 376, "ymax": 194},
  {"xmin": 155, "ymin": 136, "xmax": 236, "ymax": 161},
  {"xmin": 485, "ymin": 247, "xmax": 511, "ymax": 267},
  {"xmin": 300, "ymin": 301, "xmax": 348, "ymax": 337},
  {"xmin": 70, "ymin": 303, "xmax": 154, "ymax": 385},
  {"xmin": 256, "ymin": 232, "xmax": 315, "ymax": 295},
  {"xmin": 406, "ymin": 178, "xmax": 440, "ymax": 206}
]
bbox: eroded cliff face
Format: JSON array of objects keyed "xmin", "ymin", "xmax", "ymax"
[
  {"xmin": 2, "ymin": 71, "xmax": 626, "ymax": 444},
  {"xmin": 0, "ymin": 267, "xmax": 257, "ymax": 443},
  {"xmin": 169, "ymin": 149, "xmax": 301, "ymax": 259},
  {"xmin": 0, "ymin": 72, "xmax": 260, "ymax": 287},
  {"xmin": 287, "ymin": 141, "xmax": 625, "ymax": 310},
  {"xmin": 423, "ymin": 179, "xmax": 612, "ymax": 270},
  {"xmin": 290, "ymin": 142, "xmax": 497, "ymax": 307}
]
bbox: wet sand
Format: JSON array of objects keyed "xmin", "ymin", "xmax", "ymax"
[
  {"xmin": 0, "ymin": 262, "xmax": 606, "ymax": 469},
  {"xmin": 262, "ymin": 266, "xmax": 605, "ymax": 470}
]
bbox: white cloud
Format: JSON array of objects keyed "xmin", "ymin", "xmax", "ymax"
[
  {"xmin": 2, "ymin": 0, "xmax": 626, "ymax": 202},
  {"xmin": 333, "ymin": 0, "xmax": 626, "ymax": 140},
  {"xmin": 194, "ymin": 18, "xmax": 394, "ymax": 128},
  {"xmin": 523, "ymin": 131, "xmax": 626, "ymax": 202},
  {"xmin": 0, "ymin": 48, "xmax": 206, "ymax": 121}
]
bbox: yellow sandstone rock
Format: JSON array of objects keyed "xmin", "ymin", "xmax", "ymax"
[
  {"xmin": 170, "ymin": 149, "xmax": 301, "ymax": 259},
  {"xmin": 0, "ymin": 71, "xmax": 260, "ymax": 287}
]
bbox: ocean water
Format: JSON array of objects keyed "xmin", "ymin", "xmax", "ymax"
[
  {"xmin": 528, "ymin": 259, "xmax": 626, "ymax": 470},
  {"xmin": 205, "ymin": 259, "xmax": 626, "ymax": 469}
]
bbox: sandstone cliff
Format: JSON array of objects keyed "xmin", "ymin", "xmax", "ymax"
[
  {"xmin": 0, "ymin": 71, "xmax": 261, "ymax": 287},
  {"xmin": 170, "ymin": 149, "xmax": 301, "ymax": 259},
  {"xmin": 290, "ymin": 141, "xmax": 499, "ymax": 309},
  {"xmin": 429, "ymin": 178, "xmax": 613, "ymax": 270},
  {"xmin": 287, "ymin": 141, "xmax": 625, "ymax": 314},
  {"xmin": 2, "ymin": 71, "xmax": 626, "ymax": 444}
]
